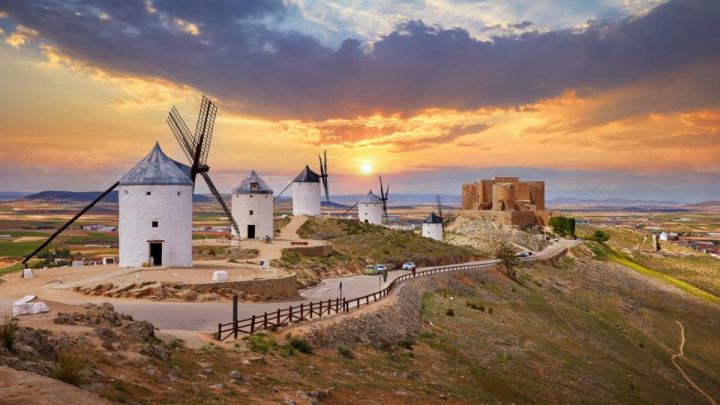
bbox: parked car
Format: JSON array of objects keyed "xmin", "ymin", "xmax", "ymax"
[
  {"xmin": 375, "ymin": 264, "xmax": 387, "ymax": 274},
  {"xmin": 515, "ymin": 252, "xmax": 530, "ymax": 258},
  {"xmin": 402, "ymin": 261, "xmax": 416, "ymax": 271}
]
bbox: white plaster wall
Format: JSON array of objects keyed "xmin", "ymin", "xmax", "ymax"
[
  {"xmin": 358, "ymin": 203, "xmax": 383, "ymax": 225},
  {"xmin": 422, "ymin": 223, "xmax": 443, "ymax": 241},
  {"xmin": 292, "ymin": 182, "xmax": 321, "ymax": 216},
  {"xmin": 231, "ymin": 193, "xmax": 274, "ymax": 239},
  {"xmin": 119, "ymin": 184, "xmax": 193, "ymax": 268}
]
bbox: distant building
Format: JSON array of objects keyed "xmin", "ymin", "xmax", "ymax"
[
  {"xmin": 422, "ymin": 212, "xmax": 444, "ymax": 241},
  {"xmin": 292, "ymin": 165, "xmax": 321, "ymax": 216},
  {"xmin": 358, "ymin": 191, "xmax": 383, "ymax": 225},
  {"xmin": 659, "ymin": 231, "xmax": 669, "ymax": 241},
  {"xmin": 232, "ymin": 170, "xmax": 274, "ymax": 240},
  {"xmin": 460, "ymin": 176, "xmax": 554, "ymax": 227}
]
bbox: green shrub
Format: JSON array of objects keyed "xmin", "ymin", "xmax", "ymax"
[
  {"xmin": 50, "ymin": 352, "xmax": 90, "ymax": 386},
  {"xmin": 0, "ymin": 315, "xmax": 18, "ymax": 350},
  {"xmin": 445, "ymin": 308, "xmax": 455, "ymax": 317},
  {"xmin": 549, "ymin": 216, "xmax": 576, "ymax": 237},
  {"xmin": 398, "ymin": 336, "xmax": 415, "ymax": 350},
  {"xmin": 287, "ymin": 337, "xmax": 313, "ymax": 354},
  {"xmin": 337, "ymin": 346, "xmax": 355, "ymax": 359},
  {"xmin": 466, "ymin": 301, "xmax": 485, "ymax": 311},
  {"xmin": 588, "ymin": 230, "xmax": 610, "ymax": 243},
  {"xmin": 246, "ymin": 333, "xmax": 277, "ymax": 354}
]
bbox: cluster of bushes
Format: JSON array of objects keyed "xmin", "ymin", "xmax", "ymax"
[
  {"xmin": 245, "ymin": 332, "xmax": 313, "ymax": 356},
  {"xmin": 466, "ymin": 300, "xmax": 493, "ymax": 313},
  {"xmin": 549, "ymin": 216, "xmax": 576, "ymax": 237},
  {"xmin": 588, "ymin": 230, "xmax": 610, "ymax": 243}
]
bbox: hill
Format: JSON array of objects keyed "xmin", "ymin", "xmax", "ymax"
[
  {"xmin": 279, "ymin": 217, "xmax": 483, "ymax": 286},
  {"xmin": 23, "ymin": 190, "xmax": 212, "ymax": 203}
]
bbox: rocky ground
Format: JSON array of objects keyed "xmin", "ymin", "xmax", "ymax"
[{"xmin": 445, "ymin": 215, "xmax": 549, "ymax": 254}]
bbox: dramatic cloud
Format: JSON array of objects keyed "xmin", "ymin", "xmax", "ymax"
[{"xmin": 0, "ymin": 0, "xmax": 718, "ymax": 120}]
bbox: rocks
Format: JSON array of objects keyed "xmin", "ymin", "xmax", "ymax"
[
  {"xmin": 124, "ymin": 321, "xmax": 155, "ymax": 342},
  {"xmin": 228, "ymin": 370, "xmax": 244, "ymax": 383},
  {"xmin": 210, "ymin": 383, "xmax": 225, "ymax": 390},
  {"xmin": 13, "ymin": 328, "xmax": 57, "ymax": 359},
  {"xmin": 140, "ymin": 344, "xmax": 170, "ymax": 361}
]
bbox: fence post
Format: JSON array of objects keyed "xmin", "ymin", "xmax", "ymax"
[
  {"xmin": 276, "ymin": 308, "xmax": 280, "ymax": 326},
  {"xmin": 264, "ymin": 312, "xmax": 268, "ymax": 329},
  {"xmin": 232, "ymin": 294, "xmax": 238, "ymax": 339},
  {"xmin": 300, "ymin": 303, "xmax": 305, "ymax": 320},
  {"xmin": 217, "ymin": 323, "xmax": 222, "ymax": 340},
  {"xmin": 289, "ymin": 305, "xmax": 293, "ymax": 322},
  {"xmin": 234, "ymin": 319, "xmax": 238, "ymax": 340},
  {"xmin": 310, "ymin": 301, "xmax": 314, "ymax": 318},
  {"xmin": 250, "ymin": 315, "xmax": 256, "ymax": 333}
]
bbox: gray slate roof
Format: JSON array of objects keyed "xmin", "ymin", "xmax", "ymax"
[
  {"xmin": 233, "ymin": 170, "xmax": 273, "ymax": 194},
  {"xmin": 359, "ymin": 190, "xmax": 382, "ymax": 204},
  {"xmin": 293, "ymin": 165, "xmax": 320, "ymax": 183},
  {"xmin": 423, "ymin": 212, "xmax": 443, "ymax": 224},
  {"xmin": 119, "ymin": 142, "xmax": 193, "ymax": 186}
]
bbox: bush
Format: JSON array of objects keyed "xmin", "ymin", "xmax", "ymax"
[
  {"xmin": 549, "ymin": 216, "xmax": 576, "ymax": 237},
  {"xmin": 337, "ymin": 346, "xmax": 355, "ymax": 359},
  {"xmin": 0, "ymin": 315, "xmax": 18, "ymax": 350},
  {"xmin": 445, "ymin": 308, "xmax": 455, "ymax": 317},
  {"xmin": 589, "ymin": 230, "xmax": 610, "ymax": 243},
  {"xmin": 287, "ymin": 337, "xmax": 313, "ymax": 354},
  {"xmin": 246, "ymin": 333, "xmax": 277, "ymax": 354},
  {"xmin": 50, "ymin": 352, "xmax": 90, "ymax": 386}
]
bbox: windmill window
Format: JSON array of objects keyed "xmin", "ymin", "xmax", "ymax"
[
  {"xmin": 251, "ymin": 182, "xmax": 258, "ymax": 191},
  {"xmin": 146, "ymin": 191, "xmax": 151, "ymax": 196},
  {"xmin": 249, "ymin": 210, "xmax": 254, "ymax": 215},
  {"xmin": 152, "ymin": 221, "xmax": 158, "ymax": 228},
  {"xmin": 177, "ymin": 191, "xmax": 181, "ymax": 196}
]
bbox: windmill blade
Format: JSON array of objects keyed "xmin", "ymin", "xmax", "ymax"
[
  {"xmin": 342, "ymin": 202, "xmax": 358, "ymax": 216},
  {"xmin": 194, "ymin": 96, "xmax": 217, "ymax": 169},
  {"xmin": 200, "ymin": 172, "xmax": 240, "ymax": 236},
  {"xmin": 273, "ymin": 180, "xmax": 294, "ymax": 202},
  {"xmin": 167, "ymin": 107, "xmax": 195, "ymax": 163},
  {"xmin": 319, "ymin": 150, "xmax": 330, "ymax": 202},
  {"xmin": 436, "ymin": 195, "xmax": 443, "ymax": 219},
  {"xmin": 22, "ymin": 181, "xmax": 120, "ymax": 266}
]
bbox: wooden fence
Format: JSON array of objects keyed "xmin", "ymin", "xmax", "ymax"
[{"xmin": 216, "ymin": 260, "xmax": 499, "ymax": 341}]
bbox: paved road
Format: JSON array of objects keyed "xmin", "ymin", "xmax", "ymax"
[{"xmin": 1, "ymin": 239, "xmax": 576, "ymax": 332}]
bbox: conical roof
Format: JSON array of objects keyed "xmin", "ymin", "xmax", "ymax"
[
  {"xmin": 233, "ymin": 170, "xmax": 273, "ymax": 194},
  {"xmin": 423, "ymin": 212, "xmax": 443, "ymax": 224},
  {"xmin": 359, "ymin": 190, "xmax": 382, "ymax": 204},
  {"xmin": 293, "ymin": 165, "xmax": 320, "ymax": 183},
  {"xmin": 119, "ymin": 142, "xmax": 193, "ymax": 186}
]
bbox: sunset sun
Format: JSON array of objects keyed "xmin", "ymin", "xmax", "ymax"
[{"xmin": 360, "ymin": 161, "xmax": 373, "ymax": 175}]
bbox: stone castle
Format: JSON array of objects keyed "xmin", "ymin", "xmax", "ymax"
[{"xmin": 460, "ymin": 176, "xmax": 553, "ymax": 227}]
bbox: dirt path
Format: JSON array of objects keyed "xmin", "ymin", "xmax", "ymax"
[
  {"xmin": 671, "ymin": 320, "xmax": 717, "ymax": 405},
  {"xmin": 278, "ymin": 215, "xmax": 309, "ymax": 240}
]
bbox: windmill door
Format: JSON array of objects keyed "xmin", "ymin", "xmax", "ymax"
[
  {"xmin": 247, "ymin": 225, "xmax": 256, "ymax": 239},
  {"xmin": 149, "ymin": 242, "xmax": 163, "ymax": 266}
]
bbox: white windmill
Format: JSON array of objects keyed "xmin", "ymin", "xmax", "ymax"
[{"xmin": 231, "ymin": 170, "xmax": 274, "ymax": 240}]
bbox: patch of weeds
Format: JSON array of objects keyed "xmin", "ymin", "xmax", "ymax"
[
  {"xmin": 168, "ymin": 338, "xmax": 185, "ymax": 350},
  {"xmin": 246, "ymin": 333, "xmax": 277, "ymax": 354},
  {"xmin": 1, "ymin": 315, "xmax": 18, "ymax": 350},
  {"xmin": 50, "ymin": 352, "xmax": 90, "ymax": 386},
  {"xmin": 398, "ymin": 336, "xmax": 416, "ymax": 350},
  {"xmin": 445, "ymin": 308, "xmax": 455, "ymax": 317},
  {"xmin": 466, "ymin": 300, "xmax": 485, "ymax": 312},
  {"xmin": 337, "ymin": 346, "xmax": 355, "ymax": 359},
  {"xmin": 488, "ymin": 307, "xmax": 494, "ymax": 314},
  {"xmin": 287, "ymin": 337, "xmax": 313, "ymax": 354}
]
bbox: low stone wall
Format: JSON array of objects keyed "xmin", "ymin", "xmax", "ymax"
[
  {"xmin": 293, "ymin": 269, "xmax": 494, "ymax": 348},
  {"xmin": 283, "ymin": 244, "xmax": 333, "ymax": 257},
  {"xmin": 192, "ymin": 273, "xmax": 299, "ymax": 301}
]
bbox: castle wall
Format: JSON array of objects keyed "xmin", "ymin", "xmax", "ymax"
[{"xmin": 459, "ymin": 176, "xmax": 549, "ymax": 227}]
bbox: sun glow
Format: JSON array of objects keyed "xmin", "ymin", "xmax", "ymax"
[{"xmin": 359, "ymin": 161, "xmax": 373, "ymax": 175}]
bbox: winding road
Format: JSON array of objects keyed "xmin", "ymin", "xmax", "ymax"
[{"xmin": 1, "ymin": 239, "xmax": 576, "ymax": 332}]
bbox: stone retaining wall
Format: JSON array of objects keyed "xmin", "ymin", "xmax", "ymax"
[
  {"xmin": 283, "ymin": 244, "xmax": 333, "ymax": 257},
  {"xmin": 192, "ymin": 273, "xmax": 299, "ymax": 301}
]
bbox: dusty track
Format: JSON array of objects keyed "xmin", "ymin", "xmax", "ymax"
[{"xmin": 671, "ymin": 320, "xmax": 717, "ymax": 405}]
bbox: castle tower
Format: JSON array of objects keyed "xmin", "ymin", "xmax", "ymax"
[
  {"xmin": 292, "ymin": 165, "xmax": 321, "ymax": 216},
  {"xmin": 492, "ymin": 182, "xmax": 516, "ymax": 211},
  {"xmin": 422, "ymin": 212, "xmax": 443, "ymax": 241},
  {"xmin": 232, "ymin": 170, "xmax": 274, "ymax": 240},
  {"xmin": 118, "ymin": 143, "xmax": 193, "ymax": 268},
  {"xmin": 358, "ymin": 190, "xmax": 383, "ymax": 225}
]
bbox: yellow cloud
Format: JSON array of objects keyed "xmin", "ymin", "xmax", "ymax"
[
  {"xmin": 174, "ymin": 18, "xmax": 200, "ymax": 36},
  {"xmin": 4, "ymin": 25, "xmax": 38, "ymax": 48}
]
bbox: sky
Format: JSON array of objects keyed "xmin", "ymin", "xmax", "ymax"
[{"xmin": 0, "ymin": 0, "xmax": 719, "ymax": 202}]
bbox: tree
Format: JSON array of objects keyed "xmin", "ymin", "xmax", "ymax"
[
  {"xmin": 495, "ymin": 243, "xmax": 520, "ymax": 280},
  {"xmin": 549, "ymin": 216, "xmax": 576, "ymax": 237},
  {"xmin": 589, "ymin": 230, "xmax": 609, "ymax": 243}
]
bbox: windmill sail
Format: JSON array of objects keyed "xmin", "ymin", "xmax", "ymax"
[
  {"xmin": 167, "ymin": 95, "xmax": 240, "ymax": 236},
  {"xmin": 436, "ymin": 195, "xmax": 445, "ymax": 238},
  {"xmin": 319, "ymin": 149, "xmax": 330, "ymax": 202},
  {"xmin": 379, "ymin": 175, "xmax": 390, "ymax": 224}
]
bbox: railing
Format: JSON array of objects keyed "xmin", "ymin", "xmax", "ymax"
[{"xmin": 216, "ymin": 260, "xmax": 499, "ymax": 341}]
